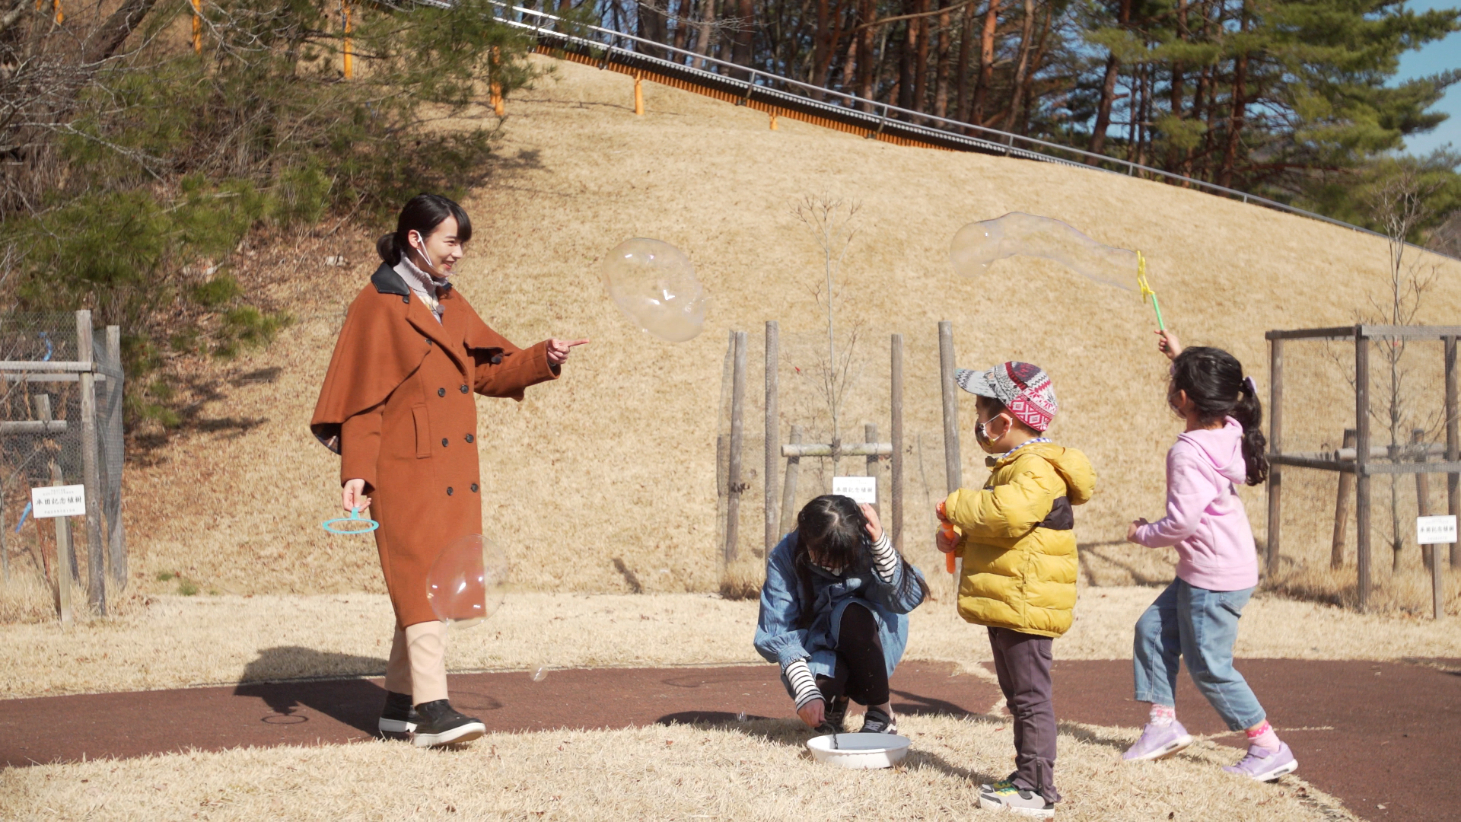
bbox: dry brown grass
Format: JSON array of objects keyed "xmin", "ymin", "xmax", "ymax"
[
  {"xmin": 6, "ymin": 53, "xmax": 1460, "ymax": 623},
  {"xmin": 5, "ymin": 589, "xmax": 1459, "ymax": 698},
  {"xmin": 0, "ymin": 712, "xmax": 1355, "ymax": 821}
]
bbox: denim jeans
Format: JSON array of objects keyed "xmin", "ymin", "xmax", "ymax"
[{"xmin": 1132, "ymin": 578, "xmax": 1266, "ymax": 731}]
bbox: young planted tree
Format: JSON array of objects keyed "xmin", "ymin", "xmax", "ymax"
[{"xmin": 793, "ymin": 195, "xmax": 861, "ymax": 475}]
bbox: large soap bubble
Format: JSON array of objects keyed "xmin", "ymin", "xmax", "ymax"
[
  {"xmin": 425, "ymin": 534, "xmax": 509, "ymax": 629},
  {"xmin": 949, "ymin": 212, "xmax": 1136, "ymax": 291},
  {"xmin": 601, "ymin": 238, "xmax": 708, "ymax": 342}
]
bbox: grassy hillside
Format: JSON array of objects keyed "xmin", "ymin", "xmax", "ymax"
[{"xmin": 97, "ymin": 55, "xmax": 1461, "ymax": 614}]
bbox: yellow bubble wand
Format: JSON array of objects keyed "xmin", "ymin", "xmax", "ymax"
[{"xmin": 1136, "ymin": 251, "xmax": 1165, "ymax": 331}]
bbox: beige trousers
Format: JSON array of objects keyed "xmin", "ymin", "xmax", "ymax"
[{"xmin": 383, "ymin": 621, "xmax": 449, "ymax": 705}]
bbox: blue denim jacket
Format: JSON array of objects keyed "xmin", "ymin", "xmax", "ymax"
[{"xmin": 753, "ymin": 531, "xmax": 927, "ymax": 683}]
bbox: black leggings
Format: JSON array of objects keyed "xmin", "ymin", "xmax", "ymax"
[{"xmin": 815, "ymin": 602, "xmax": 890, "ymax": 707}]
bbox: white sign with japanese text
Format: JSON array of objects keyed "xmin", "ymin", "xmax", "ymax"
[
  {"xmin": 832, "ymin": 476, "xmax": 878, "ymax": 505},
  {"xmin": 31, "ymin": 485, "xmax": 86, "ymax": 519},
  {"xmin": 1417, "ymin": 515, "xmax": 1457, "ymax": 545}
]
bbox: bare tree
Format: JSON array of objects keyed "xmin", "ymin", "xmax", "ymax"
[
  {"xmin": 792, "ymin": 194, "xmax": 861, "ymax": 473},
  {"xmin": 1367, "ymin": 170, "xmax": 1443, "ymax": 573}
]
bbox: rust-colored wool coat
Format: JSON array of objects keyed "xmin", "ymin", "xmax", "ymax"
[{"xmin": 311, "ymin": 264, "xmax": 558, "ymax": 627}]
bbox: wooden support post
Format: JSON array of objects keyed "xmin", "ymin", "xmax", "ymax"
[
  {"xmin": 634, "ymin": 73, "xmax": 644, "ymax": 115},
  {"xmin": 1355, "ymin": 329, "xmax": 1372, "ymax": 611},
  {"xmin": 1413, "ymin": 428, "xmax": 1444, "ymax": 619},
  {"xmin": 865, "ymin": 423, "xmax": 879, "ymax": 515},
  {"xmin": 723, "ymin": 330, "xmax": 747, "ymax": 566},
  {"xmin": 779, "ymin": 426, "xmax": 802, "ymax": 538},
  {"xmin": 769, "ymin": 112, "xmax": 778, "ymax": 130},
  {"xmin": 77, "ymin": 311, "xmax": 105, "ymax": 616},
  {"xmin": 192, "ymin": 0, "xmax": 201, "ymax": 53},
  {"xmin": 490, "ymin": 48, "xmax": 504, "ymax": 116},
  {"xmin": 105, "ymin": 326, "xmax": 126, "ymax": 588},
  {"xmin": 1331, "ymin": 428, "xmax": 1357, "ymax": 568},
  {"xmin": 891, "ymin": 334, "xmax": 904, "ymax": 554},
  {"xmin": 938, "ymin": 321, "xmax": 961, "ymax": 495},
  {"xmin": 764, "ymin": 321, "xmax": 779, "ymax": 555},
  {"xmin": 1415, "ymin": 429, "xmax": 1433, "ymax": 570},
  {"xmin": 37, "ymin": 395, "xmax": 71, "ymax": 624},
  {"xmin": 1266, "ymin": 337, "xmax": 1283, "ymax": 576},
  {"xmin": 342, "ymin": 0, "xmax": 353, "ymax": 79},
  {"xmin": 1447, "ymin": 336, "xmax": 1459, "ymax": 569}
]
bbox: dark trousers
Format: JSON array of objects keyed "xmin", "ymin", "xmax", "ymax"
[
  {"xmin": 815, "ymin": 603, "xmax": 890, "ymax": 707},
  {"xmin": 988, "ymin": 627, "xmax": 1059, "ymax": 803}
]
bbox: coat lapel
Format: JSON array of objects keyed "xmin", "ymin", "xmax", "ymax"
[{"xmin": 404, "ymin": 292, "xmax": 470, "ymax": 377}]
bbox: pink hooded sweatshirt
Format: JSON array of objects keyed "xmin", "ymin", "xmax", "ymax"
[{"xmin": 1133, "ymin": 418, "xmax": 1259, "ymax": 591}]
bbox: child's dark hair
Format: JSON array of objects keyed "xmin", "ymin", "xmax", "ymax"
[
  {"xmin": 1170, "ymin": 346, "xmax": 1269, "ymax": 486},
  {"xmin": 790, "ymin": 495, "xmax": 927, "ymax": 628},
  {"xmin": 377, "ymin": 193, "xmax": 473, "ymax": 265}
]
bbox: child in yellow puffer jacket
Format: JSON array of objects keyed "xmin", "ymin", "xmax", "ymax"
[{"xmin": 936, "ymin": 362, "xmax": 1096, "ymax": 819}]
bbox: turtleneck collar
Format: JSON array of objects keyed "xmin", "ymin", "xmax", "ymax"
[{"xmin": 393, "ymin": 254, "xmax": 450, "ymax": 323}]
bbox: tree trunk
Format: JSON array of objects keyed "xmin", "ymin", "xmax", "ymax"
[
  {"xmin": 857, "ymin": 0, "xmax": 876, "ymax": 109},
  {"xmin": 82, "ymin": 0, "xmax": 163, "ymax": 64},
  {"xmin": 971, "ymin": 0, "xmax": 1001, "ymax": 124},
  {"xmin": 694, "ymin": 0, "xmax": 717, "ymax": 67},
  {"xmin": 1020, "ymin": 0, "xmax": 1052, "ymax": 133},
  {"xmin": 1002, "ymin": 0, "xmax": 1035, "ymax": 131},
  {"xmin": 1217, "ymin": 1, "xmax": 1249, "ymax": 188},
  {"xmin": 731, "ymin": 0, "xmax": 755, "ymax": 72},
  {"xmin": 913, "ymin": 0, "xmax": 931, "ymax": 114},
  {"xmin": 1087, "ymin": 0, "xmax": 1131, "ymax": 160},
  {"xmin": 897, "ymin": 13, "xmax": 916, "ymax": 113},
  {"xmin": 955, "ymin": 3, "xmax": 975, "ymax": 123},
  {"xmin": 933, "ymin": 0, "xmax": 952, "ymax": 118}
]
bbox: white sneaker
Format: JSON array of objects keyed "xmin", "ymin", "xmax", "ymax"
[{"xmin": 978, "ymin": 781, "xmax": 1055, "ymax": 818}]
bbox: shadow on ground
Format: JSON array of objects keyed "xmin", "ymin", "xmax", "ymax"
[{"xmin": 233, "ymin": 646, "xmax": 389, "ymax": 736}]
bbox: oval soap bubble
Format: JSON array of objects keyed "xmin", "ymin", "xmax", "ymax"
[
  {"xmin": 425, "ymin": 534, "xmax": 509, "ymax": 629},
  {"xmin": 601, "ymin": 238, "xmax": 708, "ymax": 343},
  {"xmin": 950, "ymin": 212, "xmax": 1135, "ymax": 291}
]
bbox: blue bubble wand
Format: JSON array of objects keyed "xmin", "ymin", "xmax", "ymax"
[{"xmin": 322, "ymin": 506, "xmax": 379, "ymax": 535}]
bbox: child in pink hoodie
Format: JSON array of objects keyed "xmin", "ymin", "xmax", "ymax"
[{"xmin": 1122, "ymin": 331, "xmax": 1298, "ymax": 783}]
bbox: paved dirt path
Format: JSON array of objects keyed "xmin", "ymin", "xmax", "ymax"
[{"xmin": 3, "ymin": 658, "xmax": 1457, "ymax": 821}]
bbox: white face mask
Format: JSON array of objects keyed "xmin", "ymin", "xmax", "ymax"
[
  {"xmin": 976, "ymin": 415, "xmax": 1006, "ymax": 447},
  {"xmin": 409, "ymin": 230, "xmax": 447, "ymax": 280}
]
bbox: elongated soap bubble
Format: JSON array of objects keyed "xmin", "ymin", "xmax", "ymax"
[
  {"xmin": 601, "ymin": 238, "xmax": 708, "ymax": 342},
  {"xmin": 425, "ymin": 534, "xmax": 509, "ymax": 629},
  {"xmin": 950, "ymin": 213, "xmax": 1136, "ymax": 291}
]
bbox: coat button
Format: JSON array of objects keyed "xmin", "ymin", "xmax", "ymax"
[
  {"xmin": 402, "ymin": 296, "xmax": 410, "ymax": 304},
  {"xmin": 437, "ymin": 388, "xmax": 445, "ymax": 397},
  {"xmin": 465, "ymin": 434, "xmax": 474, "ymax": 443},
  {"xmin": 460, "ymin": 384, "xmax": 469, "ymax": 393},
  {"xmin": 441, "ymin": 438, "xmax": 448, "ymax": 447},
  {"xmin": 446, "ymin": 487, "xmax": 454, "ymax": 496},
  {"xmin": 470, "ymin": 483, "xmax": 479, "ymax": 492}
]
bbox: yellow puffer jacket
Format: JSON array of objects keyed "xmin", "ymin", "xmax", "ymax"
[{"xmin": 945, "ymin": 441, "xmax": 1096, "ymax": 638}]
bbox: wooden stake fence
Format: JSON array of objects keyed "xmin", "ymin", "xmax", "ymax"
[{"xmin": 1267, "ymin": 325, "xmax": 1461, "ymax": 616}]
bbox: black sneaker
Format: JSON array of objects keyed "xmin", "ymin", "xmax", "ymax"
[
  {"xmin": 822, "ymin": 696, "xmax": 850, "ymax": 733},
  {"xmin": 378, "ymin": 691, "xmax": 421, "ymax": 739},
  {"xmin": 411, "ymin": 699, "xmax": 486, "ymax": 748},
  {"xmin": 858, "ymin": 706, "xmax": 896, "ymax": 735}
]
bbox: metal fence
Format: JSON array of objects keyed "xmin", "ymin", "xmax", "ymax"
[
  {"xmin": 456, "ymin": 1, "xmax": 1457, "ymax": 264},
  {"xmin": 0, "ymin": 310, "xmax": 126, "ymax": 620}
]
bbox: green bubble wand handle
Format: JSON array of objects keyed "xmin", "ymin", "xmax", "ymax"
[{"xmin": 1136, "ymin": 251, "xmax": 1165, "ymax": 331}]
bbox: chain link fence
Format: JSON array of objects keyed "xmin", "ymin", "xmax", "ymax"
[{"xmin": 0, "ymin": 311, "xmax": 126, "ymax": 620}]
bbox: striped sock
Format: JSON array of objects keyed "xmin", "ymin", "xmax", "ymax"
[{"xmin": 1246, "ymin": 720, "xmax": 1281, "ymax": 753}]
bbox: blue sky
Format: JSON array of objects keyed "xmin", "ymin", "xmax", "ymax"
[{"xmin": 1398, "ymin": 0, "xmax": 1461, "ymax": 156}]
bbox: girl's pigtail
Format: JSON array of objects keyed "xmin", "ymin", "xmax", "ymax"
[{"xmin": 1234, "ymin": 376, "xmax": 1269, "ymax": 486}]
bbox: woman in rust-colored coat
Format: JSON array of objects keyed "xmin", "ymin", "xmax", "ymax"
[{"xmin": 311, "ymin": 194, "xmax": 585, "ymax": 747}]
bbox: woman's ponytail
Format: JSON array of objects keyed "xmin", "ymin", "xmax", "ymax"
[
  {"xmin": 377, "ymin": 233, "xmax": 402, "ymax": 265},
  {"xmin": 1170, "ymin": 347, "xmax": 1269, "ymax": 486},
  {"xmin": 1234, "ymin": 376, "xmax": 1269, "ymax": 486}
]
